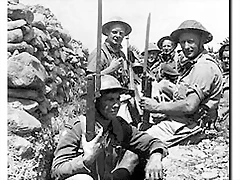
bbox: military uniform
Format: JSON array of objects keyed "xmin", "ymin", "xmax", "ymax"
[
  {"xmin": 87, "ymin": 41, "xmax": 130, "ymax": 88},
  {"xmin": 51, "ymin": 113, "xmax": 168, "ymax": 180},
  {"xmin": 146, "ymin": 50, "xmax": 223, "ymax": 143}
]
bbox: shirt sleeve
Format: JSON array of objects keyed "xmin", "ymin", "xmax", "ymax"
[
  {"xmin": 186, "ymin": 61, "xmax": 216, "ymax": 101},
  {"xmin": 87, "ymin": 48, "xmax": 106, "ymax": 73},
  {"xmin": 51, "ymin": 119, "xmax": 90, "ymax": 180},
  {"xmin": 120, "ymin": 119, "xmax": 168, "ymax": 158}
]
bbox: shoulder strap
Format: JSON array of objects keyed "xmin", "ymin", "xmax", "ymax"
[{"xmin": 101, "ymin": 43, "xmax": 112, "ymax": 60}]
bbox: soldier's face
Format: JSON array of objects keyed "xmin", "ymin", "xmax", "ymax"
[
  {"xmin": 179, "ymin": 32, "xmax": 202, "ymax": 60},
  {"xmin": 162, "ymin": 40, "xmax": 175, "ymax": 54},
  {"xmin": 148, "ymin": 51, "xmax": 159, "ymax": 62},
  {"xmin": 107, "ymin": 24, "xmax": 126, "ymax": 46},
  {"xmin": 221, "ymin": 50, "xmax": 229, "ymax": 71},
  {"xmin": 98, "ymin": 91, "xmax": 121, "ymax": 121}
]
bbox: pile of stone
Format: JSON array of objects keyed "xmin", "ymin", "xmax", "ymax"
[{"xmin": 7, "ymin": 0, "xmax": 88, "ymax": 179}]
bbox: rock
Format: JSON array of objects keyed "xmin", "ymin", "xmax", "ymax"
[
  {"xmin": 7, "ymin": 28, "xmax": 23, "ymax": 43},
  {"xmin": 42, "ymin": 61, "xmax": 55, "ymax": 71},
  {"xmin": 8, "ymin": 106, "xmax": 42, "ymax": 136},
  {"xmin": 30, "ymin": 36, "xmax": 45, "ymax": 50},
  {"xmin": 59, "ymin": 49, "xmax": 67, "ymax": 62},
  {"xmin": 7, "ymin": 52, "xmax": 12, "ymax": 58},
  {"xmin": 21, "ymin": 25, "xmax": 35, "ymax": 42},
  {"xmin": 38, "ymin": 98, "xmax": 51, "ymax": 115},
  {"xmin": 32, "ymin": 13, "xmax": 46, "ymax": 30},
  {"xmin": 49, "ymin": 37, "xmax": 60, "ymax": 49},
  {"xmin": 46, "ymin": 26, "xmax": 71, "ymax": 44},
  {"xmin": 7, "ymin": 19, "xmax": 27, "ymax": 30},
  {"xmin": 8, "ymin": 52, "xmax": 47, "ymax": 90},
  {"xmin": 201, "ymin": 169, "xmax": 219, "ymax": 179},
  {"xmin": 32, "ymin": 27, "xmax": 51, "ymax": 42},
  {"xmin": 62, "ymin": 46, "xmax": 75, "ymax": 55},
  {"xmin": 8, "ymin": 88, "xmax": 45, "ymax": 102},
  {"xmin": 8, "ymin": 0, "xmax": 20, "ymax": 4},
  {"xmin": 8, "ymin": 135, "xmax": 33, "ymax": 158},
  {"xmin": 8, "ymin": 97, "xmax": 39, "ymax": 113},
  {"xmin": 8, "ymin": 41, "xmax": 34, "ymax": 54},
  {"xmin": 8, "ymin": 3, "xmax": 34, "ymax": 23}
]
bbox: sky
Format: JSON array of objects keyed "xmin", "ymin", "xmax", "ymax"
[{"xmin": 20, "ymin": 0, "xmax": 230, "ymax": 52}]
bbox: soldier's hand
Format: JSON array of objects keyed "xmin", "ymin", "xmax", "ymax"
[
  {"xmin": 140, "ymin": 97, "xmax": 160, "ymax": 113},
  {"xmin": 82, "ymin": 126, "xmax": 104, "ymax": 165},
  {"xmin": 145, "ymin": 153, "xmax": 163, "ymax": 180},
  {"xmin": 108, "ymin": 57, "xmax": 123, "ymax": 72}
]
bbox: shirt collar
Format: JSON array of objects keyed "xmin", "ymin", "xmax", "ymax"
[
  {"xmin": 96, "ymin": 110, "xmax": 124, "ymax": 142},
  {"xmin": 104, "ymin": 40, "xmax": 123, "ymax": 53}
]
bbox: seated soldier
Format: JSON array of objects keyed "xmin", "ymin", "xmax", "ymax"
[
  {"xmin": 51, "ymin": 74, "xmax": 168, "ymax": 180},
  {"xmin": 140, "ymin": 20, "xmax": 223, "ymax": 145}
]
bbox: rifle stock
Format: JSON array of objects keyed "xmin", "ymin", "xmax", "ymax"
[
  {"xmin": 86, "ymin": 0, "xmax": 102, "ymax": 141},
  {"xmin": 86, "ymin": 75, "xmax": 96, "ymax": 141}
]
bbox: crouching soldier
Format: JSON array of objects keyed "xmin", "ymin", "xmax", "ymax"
[{"xmin": 51, "ymin": 74, "xmax": 168, "ymax": 180}]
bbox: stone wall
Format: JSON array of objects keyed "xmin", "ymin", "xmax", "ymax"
[{"xmin": 7, "ymin": 0, "xmax": 87, "ymax": 179}]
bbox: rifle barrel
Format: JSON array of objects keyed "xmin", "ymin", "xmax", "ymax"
[{"xmin": 143, "ymin": 13, "xmax": 151, "ymax": 93}]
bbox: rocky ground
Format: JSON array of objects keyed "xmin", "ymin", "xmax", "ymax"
[{"xmin": 162, "ymin": 128, "xmax": 229, "ymax": 180}]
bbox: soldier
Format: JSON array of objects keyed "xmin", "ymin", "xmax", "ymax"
[
  {"xmin": 217, "ymin": 43, "xmax": 229, "ymax": 129},
  {"xmin": 51, "ymin": 75, "xmax": 168, "ymax": 180},
  {"xmin": 140, "ymin": 42, "xmax": 161, "ymax": 79},
  {"xmin": 140, "ymin": 20, "xmax": 223, "ymax": 144},
  {"xmin": 87, "ymin": 16, "xmax": 141, "ymax": 127},
  {"xmin": 87, "ymin": 16, "xmax": 132, "ymax": 89},
  {"xmin": 156, "ymin": 36, "xmax": 179, "ymax": 71}
]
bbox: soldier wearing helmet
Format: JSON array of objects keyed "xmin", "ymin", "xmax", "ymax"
[
  {"xmin": 87, "ymin": 15, "xmax": 141, "ymax": 130},
  {"xmin": 156, "ymin": 36, "xmax": 179, "ymax": 71},
  {"xmin": 51, "ymin": 75, "xmax": 168, "ymax": 180},
  {"xmin": 87, "ymin": 16, "xmax": 132, "ymax": 88},
  {"xmin": 141, "ymin": 42, "xmax": 161, "ymax": 77},
  {"xmin": 140, "ymin": 20, "xmax": 223, "ymax": 145}
]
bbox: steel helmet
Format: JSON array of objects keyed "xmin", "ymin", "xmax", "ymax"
[
  {"xmin": 160, "ymin": 63, "xmax": 179, "ymax": 76},
  {"xmin": 102, "ymin": 16, "xmax": 132, "ymax": 36},
  {"xmin": 170, "ymin": 20, "xmax": 213, "ymax": 44},
  {"xmin": 141, "ymin": 42, "xmax": 161, "ymax": 56},
  {"xmin": 100, "ymin": 74, "xmax": 127, "ymax": 93},
  {"xmin": 157, "ymin": 36, "xmax": 177, "ymax": 50}
]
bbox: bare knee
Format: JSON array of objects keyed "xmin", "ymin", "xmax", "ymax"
[{"xmin": 65, "ymin": 174, "xmax": 94, "ymax": 180}]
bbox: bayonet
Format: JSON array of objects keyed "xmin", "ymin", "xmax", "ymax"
[{"xmin": 140, "ymin": 13, "xmax": 153, "ymax": 131}]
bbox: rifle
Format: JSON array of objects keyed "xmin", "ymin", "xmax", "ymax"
[
  {"xmin": 139, "ymin": 13, "xmax": 153, "ymax": 131},
  {"xmin": 86, "ymin": 0, "xmax": 102, "ymax": 141},
  {"xmin": 124, "ymin": 36, "xmax": 142, "ymax": 127}
]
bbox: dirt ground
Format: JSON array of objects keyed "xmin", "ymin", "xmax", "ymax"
[{"xmin": 162, "ymin": 127, "xmax": 229, "ymax": 180}]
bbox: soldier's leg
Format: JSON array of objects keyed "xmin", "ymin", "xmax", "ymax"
[
  {"xmin": 146, "ymin": 120, "xmax": 186, "ymax": 143},
  {"xmin": 112, "ymin": 150, "xmax": 139, "ymax": 180}
]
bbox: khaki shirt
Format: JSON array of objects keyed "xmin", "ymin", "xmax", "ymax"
[
  {"xmin": 87, "ymin": 41, "xmax": 129, "ymax": 88},
  {"xmin": 173, "ymin": 50, "xmax": 223, "ymax": 123}
]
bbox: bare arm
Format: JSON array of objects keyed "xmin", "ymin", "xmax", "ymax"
[{"xmin": 140, "ymin": 92, "xmax": 201, "ymax": 116}]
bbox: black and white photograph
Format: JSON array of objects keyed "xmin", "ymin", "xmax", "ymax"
[{"xmin": 2, "ymin": 0, "xmax": 237, "ymax": 179}]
